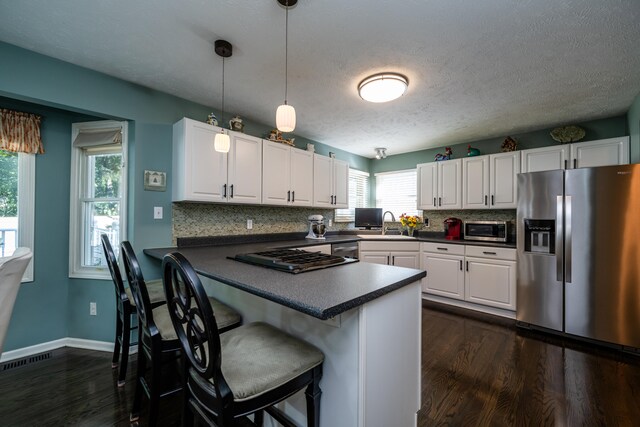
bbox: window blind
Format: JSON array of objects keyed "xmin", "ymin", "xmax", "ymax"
[
  {"xmin": 335, "ymin": 168, "xmax": 369, "ymax": 222},
  {"xmin": 375, "ymin": 169, "xmax": 419, "ymax": 218}
]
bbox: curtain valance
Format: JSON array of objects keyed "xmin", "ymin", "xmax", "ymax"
[{"xmin": 0, "ymin": 109, "xmax": 44, "ymax": 154}]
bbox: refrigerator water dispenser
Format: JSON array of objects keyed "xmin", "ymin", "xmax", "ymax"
[{"xmin": 524, "ymin": 219, "xmax": 555, "ymax": 254}]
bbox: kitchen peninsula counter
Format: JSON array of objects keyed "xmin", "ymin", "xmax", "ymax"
[{"xmin": 145, "ymin": 235, "xmax": 424, "ymax": 427}]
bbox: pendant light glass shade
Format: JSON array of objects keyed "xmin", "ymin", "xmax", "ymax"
[
  {"xmin": 276, "ymin": 104, "xmax": 296, "ymax": 133},
  {"xmin": 358, "ymin": 73, "xmax": 408, "ymax": 103},
  {"xmin": 214, "ymin": 132, "xmax": 230, "ymax": 153}
]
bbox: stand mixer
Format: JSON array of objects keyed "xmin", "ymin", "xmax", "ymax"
[{"xmin": 306, "ymin": 215, "xmax": 326, "ymax": 239}]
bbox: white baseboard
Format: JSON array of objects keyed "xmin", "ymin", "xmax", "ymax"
[{"xmin": 0, "ymin": 337, "xmax": 127, "ymax": 363}]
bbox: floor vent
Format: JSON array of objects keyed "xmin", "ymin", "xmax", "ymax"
[{"xmin": 1, "ymin": 351, "xmax": 52, "ymax": 371}]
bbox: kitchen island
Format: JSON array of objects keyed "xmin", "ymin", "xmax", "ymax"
[{"xmin": 145, "ymin": 238, "xmax": 426, "ymax": 427}]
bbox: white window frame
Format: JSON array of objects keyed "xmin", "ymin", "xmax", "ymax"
[
  {"xmin": 335, "ymin": 168, "xmax": 369, "ymax": 222},
  {"xmin": 69, "ymin": 120, "xmax": 127, "ymax": 279},
  {"xmin": 375, "ymin": 169, "xmax": 420, "ymax": 218}
]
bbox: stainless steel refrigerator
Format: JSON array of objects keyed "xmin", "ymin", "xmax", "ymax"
[{"xmin": 517, "ymin": 164, "xmax": 640, "ymax": 349}]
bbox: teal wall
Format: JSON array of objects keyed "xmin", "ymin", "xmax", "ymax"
[
  {"xmin": 628, "ymin": 91, "xmax": 640, "ymax": 164},
  {"xmin": 0, "ymin": 96, "xmax": 99, "ymax": 349},
  {"xmin": 0, "ymin": 41, "xmax": 368, "ymax": 349}
]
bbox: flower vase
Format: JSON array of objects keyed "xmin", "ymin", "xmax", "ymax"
[{"xmin": 406, "ymin": 227, "xmax": 415, "ymax": 237}]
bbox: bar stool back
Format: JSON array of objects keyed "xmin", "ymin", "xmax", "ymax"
[{"xmin": 163, "ymin": 252, "xmax": 324, "ymax": 427}]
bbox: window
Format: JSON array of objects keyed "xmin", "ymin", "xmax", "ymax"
[
  {"xmin": 375, "ymin": 169, "xmax": 419, "ymax": 218},
  {"xmin": 69, "ymin": 121, "xmax": 127, "ymax": 279},
  {"xmin": 335, "ymin": 168, "xmax": 369, "ymax": 222},
  {"xmin": 0, "ymin": 150, "xmax": 35, "ymax": 281}
]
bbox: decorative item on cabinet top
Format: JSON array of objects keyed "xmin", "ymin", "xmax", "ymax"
[
  {"xmin": 229, "ymin": 115, "xmax": 245, "ymax": 133},
  {"xmin": 206, "ymin": 113, "xmax": 218, "ymax": 126},
  {"xmin": 550, "ymin": 125, "xmax": 585, "ymax": 143},
  {"xmin": 467, "ymin": 145, "xmax": 481, "ymax": 157},
  {"xmin": 501, "ymin": 136, "xmax": 518, "ymax": 152},
  {"xmin": 267, "ymin": 128, "xmax": 295, "ymax": 146},
  {"xmin": 434, "ymin": 147, "xmax": 453, "ymax": 161}
]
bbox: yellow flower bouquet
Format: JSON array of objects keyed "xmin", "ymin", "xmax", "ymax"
[{"xmin": 399, "ymin": 213, "xmax": 421, "ymax": 236}]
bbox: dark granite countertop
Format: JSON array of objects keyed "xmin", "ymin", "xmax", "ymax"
[{"xmin": 145, "ymin": 240, "xmax": 426, "ymax": 320}]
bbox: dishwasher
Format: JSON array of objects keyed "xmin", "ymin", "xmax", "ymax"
[{"xmin": 331, "ymin": 241, "xmax": 359, "ymax": 259}]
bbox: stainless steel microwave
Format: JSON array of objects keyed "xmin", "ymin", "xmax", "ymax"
[{"xmin": 463, "ymin": 220, "xmax": 510, "ymax": 242}]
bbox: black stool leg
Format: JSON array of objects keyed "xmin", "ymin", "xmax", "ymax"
[
  {"xmin": 118, "ymin": 309, "xmax": 132, "ymax": 386},
  {"xmin": 112, "ymin": 313, "xmax": 123, "ymax": 369},
  {"xmin": 148, "ymin": 347, "xmax": 162, "ymax": 426},
  {"xmin": 305, "ymin": 366, "xmax": 323, "ymax": 427},
  {"xmin": 130, "ymin": 341, "xmax": 146, "ymax": 422},
  {"xmin": 254, "ymin": 410, "xmax": 264, "ymax": 426}
]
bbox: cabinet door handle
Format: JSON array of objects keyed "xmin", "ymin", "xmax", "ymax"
[
  {"xmin": 387, "ymin": 255, "xmax": 390, "ymax": 265},
  {"xmin": 491, "ymin": 195, "xmax": 494, "ymax": 206},
  {"xmin": 573, "ymin": 158, "xmax": 577, "ymax": 169},
  {"xmin": 391, "ymin": 256, "xmax": 395, "ymax": 265},
  {"xmin": 439, "ymin": 197, "xmax": 442, "ymax": 207},
  {"xmin": 436, "ymin": 247, "xmax": 448, "ymax": 251},
  {"xmin": 466, "ymin": 261, "xmax": 469, "ymax": 271},
  {"xmin": 483, "ymin": 251, "xmax": 497, "ymax": 255},
  {"xmin": 459, "ymin": 260, "xmax": 463, "ymax": 271},
  {"xmin": 484, "ymin": 195, "xmax": 488, "ymax": 206},
  {"xmin": 223, "ymin": 184, "xmax": 227, "ymax": 198},
  {"xmin": 230, "ymin": 184, "xmax": 234, "ymax": 198},
  {"xmin": 564, "ymin": 159, "xmax": 568, "ymax": 169},
  {"xmin": 287, "ymin": 190, "xmax": 291, "ymax": 202},
  {"xmin": 333, "ymin": 195, "xmax": 336, "ymax": 205},
  {"xmin": 433, "ymin": 197, "xmax": 436, "ymax": 207},
  {"xmin": 292, "ymin": 191, "xmax": 295, "ymax": 202}
]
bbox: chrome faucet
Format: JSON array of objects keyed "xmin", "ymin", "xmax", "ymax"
[{"xmin": 382, "ymin": 211, "xmax": 396, "ymax": 235}]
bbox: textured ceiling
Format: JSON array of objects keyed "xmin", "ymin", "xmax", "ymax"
[{"xmin": 0, "ymin": 0, "xmax": 639, "ymax": 158}]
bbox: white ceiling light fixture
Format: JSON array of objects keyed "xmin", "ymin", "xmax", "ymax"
[
  {"xmin": 375, "ymin": 148, "xmax": 387, "ymax": 159},
  {"xmin": 276, "ymin": 0, "xmax": 297, "ymax": 133},
  {"xmin": 358, "ymin": 73, "xmax": 409, "ymax": 103},
  {"xmin": 214, "ymin": 39, "xmax": 232, "ymax": 153}
]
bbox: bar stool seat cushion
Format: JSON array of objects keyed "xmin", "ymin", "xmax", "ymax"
[
  {"xmin": 153, "ymin": 298, "xmax": 242, "ymax": 342},
  {"xmin": 125, "ymin": 279, "xmax": 165, "ymax": 306},
  {"xmin": 217, "ymin": 322, "xmax": 324, "ymax": 402}
]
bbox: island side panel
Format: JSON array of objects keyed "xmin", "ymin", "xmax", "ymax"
[
  {"xmin": 359, "ymin": 281, "xmax": 422, "ymax": 427},
  {"xmin": 200, "ymin": 276, "xmax": 361, "ymax": 427}
]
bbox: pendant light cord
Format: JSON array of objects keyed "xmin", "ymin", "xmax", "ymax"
[
  {"xmin": 221, "ymin": 57, "xmax": 225, "ymax": 128},
  {"xmin": 284, "ymin": 0, "xmax": 289, "ymax": 105}
]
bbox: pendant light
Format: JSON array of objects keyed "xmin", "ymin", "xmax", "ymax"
[
  {"xmin": 276, "ymin": 0, "xmax": 297, "ymax": 133},
  {"xmin": 214, "ymin": 39, "xmax": 232, "ymax": 153}
]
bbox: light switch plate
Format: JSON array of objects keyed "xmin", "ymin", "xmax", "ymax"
[
  {"xmin": 247, "ymin": 219, "xmax": 253, "ymax": 230},
  {"xmin": 154, "ymin": 206, "xmax": 163, "ymax": 219}
]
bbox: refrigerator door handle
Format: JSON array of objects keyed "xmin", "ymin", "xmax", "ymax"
[
  {"xmin": 565, "ymin": 195, "xmax": 572, "ymax": 283},
  {"xmin": 556, "ymin": 195, "xmax": 564, "ymax": 282}
]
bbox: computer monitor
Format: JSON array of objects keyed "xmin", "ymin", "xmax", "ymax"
[{"xmin": 354, "ymin": 208, "xmax": 383, "ymax": 229}]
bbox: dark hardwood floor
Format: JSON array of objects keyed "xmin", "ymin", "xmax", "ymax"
[{"xmin": 1, "ymin": 302, "xmax": 640, "ymax": 426}]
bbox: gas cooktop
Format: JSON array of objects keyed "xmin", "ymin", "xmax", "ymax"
[{"xmin": 229, "ymin": 249, "xmax": 358, "ymax": 274}]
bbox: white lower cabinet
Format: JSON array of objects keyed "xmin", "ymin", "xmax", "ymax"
[
  {"xmin": 359, "ymin": 241, "xmax": 420, "ymax": 268},
  {"xmin": 421, "ymin": 242, "xmax": 517, "ymax": 314}
]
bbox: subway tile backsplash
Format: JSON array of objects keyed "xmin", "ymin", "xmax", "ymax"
[{"xmin": 173, "ymin": 203, "xmax": 516, "ymax": 243}]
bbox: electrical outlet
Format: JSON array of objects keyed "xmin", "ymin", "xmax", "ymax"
[
  {"xmin": 328, "ymin": 219, "xmax": 332, "ymax": 226},
  {"xmin": 90, "ymin": 302, "xmax": 97, "ymax": 316},
  {"xmin": 247, "ymin": 219, "xmax": 253, "ymax": 230},
  {"xmin": 424, "ymin": 218, "xmax": 430, "ymax": 227},
  {"xmin": 153, "ymin": 206, "xmax": 163, "ymax": 219}
]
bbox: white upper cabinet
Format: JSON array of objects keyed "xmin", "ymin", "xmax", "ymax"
[
  {"xmin": 462, "ymin": 152, "xmax": 520, "ymax": 209},
  {"xmin": 418, "ymin": 159, "xmax": 462, "ymax": 210},
  {"xmin": 313, "ymin": 155, "xmax": 348, "ymax": 208},
  {"xmin": 571, "ymin": 137, "xmax": 629, "ymax": 169},
  {"xmin": 262, "ymin": 140, "xmax": 313, "ymax": 206},
  {"xmin": 489, "ymin": 151, "xmax": 520, "ymax": 209},
  {"xmin": 462, "ymin": 156, "xmax": 489, "ymax": 209},
  {"xmin": 521, "ymin": 145, "xmax": 571, "ymax": 173},
  {"xmin": 173, "ymin": 118, "xmax": 261, "ymax": 204},
  {"xmin": 227, "ymin": 133, "xmax": 262, "ymax": 204},
  {"xmin": 173, "ymin": 118, "xmax": 228, "ymax": 202},
  {"xmin": 521, "ymin": 137, "xmax": 629, "ymax": 172}
]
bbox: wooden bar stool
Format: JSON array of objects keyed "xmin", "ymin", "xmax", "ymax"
[
  {"xmin": 101, "ymin": 234, "xmax": 166, "ymax": 387},
  {"xmin": 121, "ymin": 241, "xmax": 242, "ymax": 426},
  {"xmin": 162, "ymin": 251, "xmax": 324, "ymax": 427}
]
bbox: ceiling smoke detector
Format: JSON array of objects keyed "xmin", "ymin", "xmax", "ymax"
[{"xmin": 358, "ymin": 73, "xmax": 408, "ymax": 103}]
